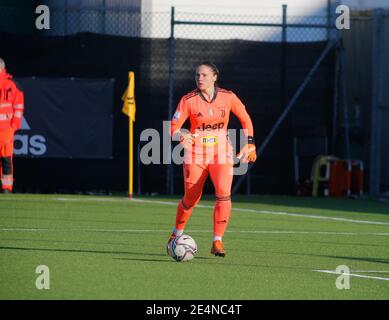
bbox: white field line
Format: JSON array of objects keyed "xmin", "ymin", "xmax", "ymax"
[
  {"xmin": 347, "ymin": 271, "xmax": 389, "ymax": 273},
  {"xmin": 130, "ymin": 198, "xmax": 389, "ymax": 226},
  {"xmin": 2, "ymin": 196, "xmax": 389, "ymax": 227},
  {"xmin": 51, "ymin": 197, "xmax": 389, "ymax": 226},
  {"xmin": 87, "ymin": 197, "xmax": 389, "ymax": 226},
  {"xmin": 0, "ymin": 227, "xmax": 388, "ymax": 237},
  {"xmin": 314, "ymin": 270, "xmax": 389, "ymax": 281}
]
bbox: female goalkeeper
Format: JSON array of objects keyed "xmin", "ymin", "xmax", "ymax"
[{"xmin": 167, "ymin": 62, "xmax": 257, "ymax": 257}]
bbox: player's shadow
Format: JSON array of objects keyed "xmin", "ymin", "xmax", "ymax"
[
  {"xmin": 0, "ymin": 245, "xmax": 213, "ymax": 263},
  {"xmin": 0, "ymin": 245, "xmax": 167, "ymax": 258},
  {"xmin": 114, "ymin": 257, "xmax": 172, "ymax": 263},
  {"xmin": 114, "ymin": 256, "xmax": 212, "ymax": 263},
  {"xmin": 0, "ymin": 236, "xmax": 169, "ymax": 249}
]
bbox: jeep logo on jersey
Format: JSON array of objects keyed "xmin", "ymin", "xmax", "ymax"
[
  {"xmin": 196, "ymin": 122, "xmax": 224, "ymax": 131},
  {"xmin": 14, "ymin": 116, "xmax": 47, "ymax": 156}
]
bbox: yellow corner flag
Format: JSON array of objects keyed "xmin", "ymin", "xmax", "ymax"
[
  {"xmin": 121, "ymin": 71, "xmax": 136, "ymax": 121},
  {"xmin": 122, "ymin": 72, "xmax": 136, "ymax": 199}
]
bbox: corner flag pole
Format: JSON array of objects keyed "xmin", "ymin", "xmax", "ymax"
[
  {"xmin": 121, "ymin": 71, "xmax": 136, "ymax": 199},
  {"xmin": 129, "ymin": 97, "xmax": 134, "ymax": 199}
]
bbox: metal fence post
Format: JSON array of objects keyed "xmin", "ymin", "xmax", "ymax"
[
  {"xmin": 281, "ymin": 5, "xmax": 288, "ymax": 114},
  {"xmin": 331, "ymin": 44, "xmax": 340, "ymax": 154},
  {"xmin": 64, "ymin": 0, "xmax": 68, "ymax": 35},
  {"xmin": 369, "ymin": 9, "xmax": 384, "ymax": 197},
  {"xmin": 167, "ymin": 6, "xmax": 175, "ymax": 195},
  {"xmin": 102, "ymin": 0, "xmax": 106, "ymax": 34},
  {"xmin": 340, "ymin": 45, "xmax": 351, "ymax": 160},
  {"xmin": 327, "ymin": 0, "xmax": 331, "ymax": 40},
  {"xmin": 246, "ymin": 168, "xmax": 251, "ymax": 195}
]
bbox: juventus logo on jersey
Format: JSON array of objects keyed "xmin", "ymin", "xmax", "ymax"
[
  {"xmin": 219, "ymin": 106, "xmax": 226, "ymax": 118},
  {"xmin": 208, "ymin": 108, "xmax": 213, "ymax": 116}
]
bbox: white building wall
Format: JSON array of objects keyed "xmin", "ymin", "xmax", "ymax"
[{"xmin": 141, "ymin": 0, "xmax": 340, "ymax": 41}]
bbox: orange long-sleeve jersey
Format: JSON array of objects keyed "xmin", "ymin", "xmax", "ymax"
[
  {"xmin": 171, "ymin": 87, "xmax": 253, "ymax": 136},
  {"xmin": 171, "ymin": 88, "xmax": 253, "ymax": 158}
]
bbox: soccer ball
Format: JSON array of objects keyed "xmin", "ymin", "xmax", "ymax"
[{"xmin": 168, "ymin": 234, "xmax": 197, "ymax": 262}]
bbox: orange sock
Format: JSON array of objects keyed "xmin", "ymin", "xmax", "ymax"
[
  {"xmin": 175, "ymin": 182, "xmax": 203, "ymax": 230},
  {"xmin": 175, "ymin": 200, "xmax": 193, "ymax": 230},
  {"xmin": 213, "ymin": 196, "xmax": 231, "ymax": 237}
]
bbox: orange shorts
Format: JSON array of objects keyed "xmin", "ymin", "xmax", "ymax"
[
  {"xmin": 183, "ymin": 156, "xmax": 233, "ymax": 196},
  {"xmin": 0, "ymin": 128, "xmax": 14, "ymax": 158}
]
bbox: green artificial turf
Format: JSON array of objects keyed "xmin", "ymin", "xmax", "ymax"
[{"xmin": 0, "ymin": 194, "xmax": 388, "ymax": 299}]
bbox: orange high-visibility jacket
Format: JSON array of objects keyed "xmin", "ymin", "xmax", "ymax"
[{"xmin": 0, "ymin": 69, "xmax": 24, "ymax": 131}]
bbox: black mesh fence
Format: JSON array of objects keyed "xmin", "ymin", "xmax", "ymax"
[{"xmin": 0, "ymin": 3, "xmax": 338, "ymax": 195}]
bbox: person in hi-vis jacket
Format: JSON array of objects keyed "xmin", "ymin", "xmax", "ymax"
[{"xmin": 0, "ymin": 57, "xmax": 24, "ymax": 193}]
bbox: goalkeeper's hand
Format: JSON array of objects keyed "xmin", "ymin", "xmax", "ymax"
[
  {"xmin": 237, "ymin": 143, "xmax": 257, "ymax": 163},
  {"xmin": 180, "ymin": 132, "xmax": 198, "ymax": 149}
]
